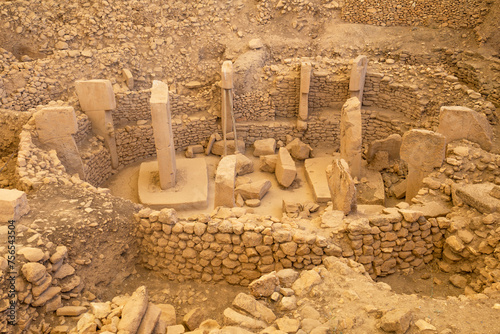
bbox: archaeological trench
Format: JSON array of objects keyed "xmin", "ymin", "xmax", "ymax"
[{"xmin": 1, "ymin": 1, "xmax": 500, "ymax": 334}]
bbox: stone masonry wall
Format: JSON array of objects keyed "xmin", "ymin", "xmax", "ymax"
[
  {"xmin": 234, "ymin": 91, "xmax": 275, "ymax": 122},
  {"xmin": 341, "ymin": 0, "xmax": 491, "ymax": 29},
  {"xmin": 135, "ymin": 206, "xmax": 441, "ymax": 285},
  {"xmin": 81, "ymin": 143, "xmax": 112, "ymax": 187}
]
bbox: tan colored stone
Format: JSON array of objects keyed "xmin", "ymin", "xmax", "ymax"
[
  {"xmin": 340, "ymin": 97, "xmax": 362, "ymax": 178},
  {"xmin": 326, "ymin": 159, "xmax": 356, "ymax": 215},
  {"xmin": 214, "ymin": 155, "xmax": 237, "ymax": 208},
  {"xmin": 118, "ymin": 286, "xmax": 149, "ymax": 334},
  {"xmin": 253, "ymin": 138, "xmax": 276, "ymax": 156},
  {"xmin": 349, "ymin": 55, "xmax": 368, "ymax": 102},
  {"xmin": 235, "ymin": 180, "xmax": 271, "ymax": 200},
  {"xmin": 0, "ymin": 188, "xmax": 30, "ymax": 222},
  {"xmin": 275, "ymin": 147, "xmax": 296, "ymax": 187}
]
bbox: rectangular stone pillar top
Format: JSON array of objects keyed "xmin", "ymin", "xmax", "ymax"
[
  {"xmin": 150, "ymin": 80, "xmax": 169, "ymax": 104},
  {"xmin": 34, "ymin": 106, "xmax": 78, "ymax": 142},
  {"xmin": 349, "ymin": 55, "xmax": 368, "ymax": 91},
  {"xmin": 300, "ymin": 62, "xmax": 312, "ymax": 93},
  {"xmin": 221, "ymin": 61, "xmax": 233, "ymax": 90},
  {"xmin": 75, "ymin": 79, "xmax": 116, "ymax": 111}
]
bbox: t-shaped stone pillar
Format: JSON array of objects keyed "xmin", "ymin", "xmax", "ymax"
[
  {"xmin": 150, "ymin": 80, "xmax": 176, "ymax": 190},
  {"xmin": 34, "ymin": 106, "xmax": 85, "ymax": 179},
  {"xmin": 298, "ymin": 62, "xmax": 312, "ymax": 121},
  {"xmin": 400, "ymin": 129, "xmax": 446, "ymax": 202},
  {"xmin": 349, "ymin": 55, "xmax": 368, "ymax": 103},
  {"xmin": 75, "ymin": 79, "xmax": 119, "ymax": 169},
  {"xmin": 340, "ymin": 97, "xmax": 362, "ymax": 179}
]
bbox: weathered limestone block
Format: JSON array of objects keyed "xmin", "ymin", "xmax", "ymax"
[
  {"xmin": 212, "ymin": 140, "xmax": 246, "ymax": 156},
  {"xmin": 232, "ymin": 293, "xmax": 276, "ymax": 324},
  {"xmin": 248, "ymin": 271, "xmax": 279, "ymax": 297},
  {"xmin": 291, "ymin": 270, "xmax": 322, "ymax": 297},
  {"xmin": 118, "ymin": 286, "xmax": 149, "ymax": 334},
  {"xmin": 366, "ymin": 134, "xmax": 402, "ymax": 164},
  {"xmin": 223, "ymin": 308, "xmax": 267, "ymax": 329},
  {"xmin": 34, "ymin": 106, "xmax": 85, "ymax": 178},
  {"xmin": 286, "ymin": 138, "xmax": 312, "ymax": 160},
  {"xmin": 253, "ymin": 138, "xmax": 276, "ymax": 156},
  {"xmin": 235, "ymin": 153, "xmax": 254, "ymax": 175},
  {"xmin": 340, "ymin": 97, "xmax": 362, "ymax": 178},
  {"xmin": 122, "ymin": 68, "xmax": 134, "ymax": 89},
  {"xmin": 0, "ymin": 188, "xmax": 30, "ymax": 222},
  {"xmin": 437, "ymin": 106, "xmax": 492, "ymax": 151},
  {"xmin": 380, "ymin": 309, "xmax": 412, "ymax": 334},
  {"xmin": 150, "ymin": 80, "xmax": 176, "ymax": 190},
  {"xmin": 214, "ymin": 155, "xmax": 237, "ymax": 208},
  {"xmin": 157, "ymin": 304, "xmax": 176, "ymax": 326},
  {"xmin": 400, "ymin": 130, "xmax": 446, "ymax": 202},
  {"xmin": 260, "ymin": 155, "xmax": 277, "ymax": 173},
  {"xmin": 235, "ymin": 180, "xmax": 271, "ymax": 200},
  {"xmin": 275, "ymin": 147, "xmax": 296, "ymax": 187},
  {"xmin": 183, "ymin": 307, "xmax": 206, "ymax": 331},
  {"xmin": 326, "ymin": 159, "xmax": 357, "ymax": 215},
  {"xmin": 137, "ymin": 303, "xmax": 162, "ymax": 334},
  {"xmin": 349, "ymin": 55, "xmax": 368, "ymax": 102}
]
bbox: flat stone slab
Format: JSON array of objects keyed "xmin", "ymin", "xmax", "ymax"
[
  {"xmin": 452, "ymin": 182, "xmax": 500, "ymax": 214},
  {"xmin": 138, "ymin": 158, "xmax": 208, "ymax": 210},
  {"xmin": 304, "ymin": 157, "xmax": 332, "ymax": 203},
  {"xmin": 357, "ymin": 168, "xmax": 385, "ymax": 206}
]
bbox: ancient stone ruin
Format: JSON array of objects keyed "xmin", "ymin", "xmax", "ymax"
[{"xmin": 1, "ymin": 1, "xmax": 500, "ymax": 334}]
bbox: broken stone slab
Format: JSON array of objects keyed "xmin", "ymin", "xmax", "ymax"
[
  {"xmin": 380, "ymin": 309, "xmax": 412, "ymax": 334},
  {"xmin": 415, "ymin": 319, "xmax": 437, "ymax": 333},
  {"xmin": 305, "ymin": 157, "xmax": 338, "ymax": 203},
  {"xmin": 118, "ymin": 286, "xmax": 149, "ymax": 334},
  {"xmin": 340, "ymin": 97, "xmax": 362, "ymax": 178},
  {"xmin": 391, "ymin": 180, "xmax": 407, "ymax": 199},
  {"xmin": 275, "ymin": 147, "xmax": 296, "ymax": 187},
  {"xmin": 183, "ymin": 307, "xmax": 206, "ymax": 331},
  {"xmin": 235, "ymin": 180, "xmax": 271, "ymax": 200},
  {"xmin": 409, "ymin": 201, "xmax": 452, "ymax": 218},
  {"xmin": 286, "ymin": 138, "xmax": 312, "ymax": 160},
  {"xmin": 235, "ymin": 153, "xmax": 254, "ymax": 176},
  {"xmin": 0, "ymin": 188, "xmax": 30, "ymax": 222},
  {"xmin": 90, "ymin": 302, "xmax": 111, "ymax": 319},
  {"xmin": 157, "ymin": 304, "xmax": 176, "ymax": 326},
  {"xmin": 137, "ymin": 303, "xmax": 162, "ymax": 334},
  {"xmin": 56, "ymin": 306, "xmax": 87, "ymax": 317},
  {"xmin": 437, "ymin": 106, "xmax": 492, "ymax": 151},
  {"xmin": 400, "ymin": 130, "xmax": 446, "ymax": 202},
  {"xmin": 248, "ymin": 271, "xmax": 279, "ymax": 297},
  {"xmin": 214, "ymin": 155, "xmax": 237, "ymax": 208},
  {"xmin": 212, "ymin": 140, "xmax": 246, "ymax": 156},
  {"xmin": 122, "ymin": 68, "xmax": 134, "ymax": 89},
  {"xmin": 259, "ymin": 154, "xmax": 277, "ymax": 173},
  {"xmin": 18, "ymin": 247, "xmax": 44, "ymax": 262},
  {"xmin": 32, "ymin": 286, "xmax": 61, "ymax": 307},
  {"xmin": 232, "ymin": 293, "xmax": 276, "ymax": 324},
  {"xmin": 452, "ymin": 182, "xmax": 500, "ymax": 214},
  {"xmin": 366, "ymin": 134, "xmax": 402, "ymax": 164},
  {"xmin": 166, "ymin": 324, "xmax": 185, "ymax": 334},
  {"xmin": 223, "ymin": 308, "xmax": 267, "ymax": 330},
  {"xmin": 253, "ymin": 138, "xmax": 276, "ymax": 156},
  {"xmin": 326, "ymin": 159, "xmax": 357, "ymax": 215}
]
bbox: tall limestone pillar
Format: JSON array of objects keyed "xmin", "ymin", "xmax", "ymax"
[
  {"xmin": 221, "ymin": 61, "xmax": 237, "ymax": 155},
  {"xmin": 75, "ymin": 79, "xmax": 119, "ymax": 169},
  {"xmin": 150, "ymin": 80, "xmax": 176, "ymax": 190},
  {"xmin": 340, "ymin": 97, "xmax": 362, "ymax": 179},
  {"xmin": 298, "ymin": 62, "xmax": 312, "ymax": 121},
  {"xmin": 349, "ymin": 55, "xmax": 368, "ymax": 103}
]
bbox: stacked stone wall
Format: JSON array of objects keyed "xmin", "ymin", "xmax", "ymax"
[
  {"xmin": 341, "ymin": 0, "xmax": 490, "ymax": 29},
  {"xmin": 234, "ymin": 91, "xmax": 275, "ymax": 121},
  {"xmin": 135, "ymin": 206, "xmax": 441, "ymax": 285},
  {"xmin": 308, "ymin": 74, "xmax": 350, "ymax": 111},
  {"xmin": 82, "ymin": 144, "xmax": 112, "ymax": 187}
]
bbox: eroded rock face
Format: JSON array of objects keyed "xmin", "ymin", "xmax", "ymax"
[
  {"xmin": 326, "ymin": 159, "xmax": 357, "ymax": 215},
  {"xmin": 437, "ymin": 106, "xmax": 492, "ymax": 151}
]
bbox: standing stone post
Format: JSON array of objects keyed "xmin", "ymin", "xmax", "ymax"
[
  {"xmin": 221, "ymin": 61, "xmax": 236, "ymax": 155},
  {"xmin": 400, "ymin": 129, "xmax": 446, "ymax": 202},
  {"xmin": 340, "ymin": 97, "xmax": 362, "ymax": 179},
  {"xmin": 349, "ymin": 55, "xmax": 368, "ymax": 103},
  {"xmin": 34, "ymin": 106, "xmax": 85, "ymax": 178},
  {"xmin": 326, "ymin": 159, "xmax": 357, "ymax": 215},
  {"xmin": 214, "ymin": 155, "xmax": 237, "ymax": 208},
  {"xmin": 150, "ymin": 80, "xmax": 176, "ymax": 190},
  {"xmin": 75, "ymin": 79, "xmax": 119, "ymax": 169},
  {"xmin": 298, "ymin": 62, "xmax": 312, "ymax": 121}
]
